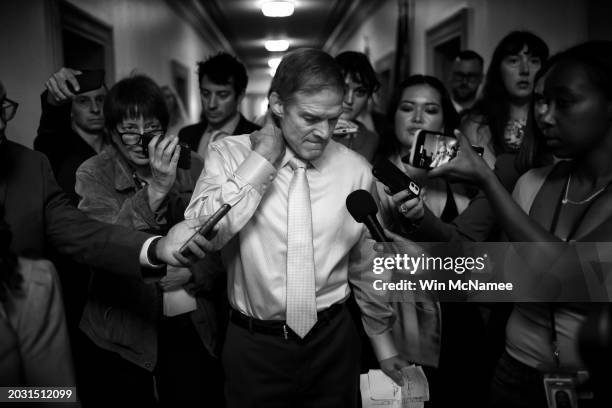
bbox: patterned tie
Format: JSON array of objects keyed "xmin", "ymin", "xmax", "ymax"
[{"xmin": 286, "ymin": 157, "xmax": 317, "ymax": 338}]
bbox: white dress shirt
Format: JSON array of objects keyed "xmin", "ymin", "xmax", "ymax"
[{"xmin": 185, "ymin": 135, "xmax": 397, "ymax": 359}]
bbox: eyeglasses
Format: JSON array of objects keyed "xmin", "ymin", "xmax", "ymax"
[
  {"xmin": 116, "ymin": 128, "xmax": 165, "ymax": 146},
  {"xmin": 1, "ymin": 98, "xmax": 18, "ymax": 122},
  {"xmin": 451, "ymin": 73, "xmax": 482, "ymax": 84}
]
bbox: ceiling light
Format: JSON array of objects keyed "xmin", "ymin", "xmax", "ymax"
[
  {"xmin": 261, "ymin": 1, "xmax": 294, "ymax": 17},
  {"xmin": 265, "ymin": 40, "xmax": 290, "ymax": 52},
  {"xmin": 268, "ymin": 57, "xmax": 282, "ymax": 69}
]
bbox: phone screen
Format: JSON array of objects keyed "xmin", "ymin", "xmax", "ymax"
[{"xmin": 406, "ymin": 129, "xmax": 459, "ymax": 170}]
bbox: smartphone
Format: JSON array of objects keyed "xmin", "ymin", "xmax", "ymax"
[
  {"xmin": 404, "ymin": 129, "xmax": 484, "ymax": 170},
  {"xmin": 142, "ymin": 134, "xmax": 191, "ymax": 169},
  {"xmin": 178, "ymin": 204, "xmax": 232, "ymax": 259},
  {"xmin": 67, "ymin": 69, "xmax": 105, "ymax": 94},
  {"xmin": 372, "ymin": 158, "xmax": 420, "ymax": 198}
]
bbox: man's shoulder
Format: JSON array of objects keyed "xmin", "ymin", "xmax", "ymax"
[
  {"xmin": 212, "ymin": 134, "xmax": 251, "ymax": 150},
  {"xmin": 3, "ymin": 140, "xmax": 49, "ymax": 171},
  {"xmin": 235, "ymin": 115, "xmax": 261, "ymax": 135},
  {"xmin": 326, "ymin": 139, "xmax": 372, "ymax": 170}
]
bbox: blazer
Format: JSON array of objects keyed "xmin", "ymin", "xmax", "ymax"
[
  {"xmin": 0, "ymin": 139, "xmax": 150, "ymax": 279},
  {"xmin": 178, "ymin": 114, "xmax": 260, "ymax": 152}
]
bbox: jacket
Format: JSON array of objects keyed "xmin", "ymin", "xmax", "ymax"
[{"xmin": 75, "ymin": 145, "xmax": 223, "ymax": 371}]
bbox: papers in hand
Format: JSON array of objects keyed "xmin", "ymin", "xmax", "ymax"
[{"xmin": 360, "ymin": 366, "xmax": 429, "ymax": 408}]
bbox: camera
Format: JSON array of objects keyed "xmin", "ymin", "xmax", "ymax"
[{"xmin": 141, "ymin": 134, "xmax": 191, "ymax": 169}]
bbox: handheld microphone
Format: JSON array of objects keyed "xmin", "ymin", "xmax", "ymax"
[
  {"xmin": 346, "ymin": 190, "xmax": 391, "ymax": 243},
  {"xmin": 179, "ymin": 203, "xmax": 231, "ymax": 259}
]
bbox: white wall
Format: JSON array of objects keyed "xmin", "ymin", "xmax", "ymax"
[
  {"xmin": 334, "ymin": 0, "xmax": 588, "ymax": 77},
  {"xmin": 65, "ymin": 0, "xmax": 215, "ymax": 124},
  {"xmin": 412, "ymin": 0, "xmax": 588, "ymax": 74},
  {"xmin": 333, "ymin": 0, "xmax": 398, "ymax": 69},
  {"xmin": 0, "ymin": 0, "xmax": 215, "ymax": 148},
  {"xmin": 0, "ymin": 1, "xmax": 55, "ymax": 149}
]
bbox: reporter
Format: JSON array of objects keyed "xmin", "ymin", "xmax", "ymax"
[
  {"xmin": 75, "ymin": 75, "xmax": 223, "ymax": 405},
  {"xmin": 376, "ymin": 75, "xmax": 485, "ymax": 407},
  {"xmin": 430, "ymin": 41, "xmax": 612, "ymax": 407}
]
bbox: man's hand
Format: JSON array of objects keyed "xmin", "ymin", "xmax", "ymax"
[
  {"xmin": 45, "ymin": 67, "xmax": 81, "ymax": 105},
  {"xmin": 159, "ymin": 266, "xmax": 192, "ymax": 291},
  {"xmin": 379, "ymin": 355, "xmax": 411, "ymax": 386},
  {"xmin": 250, "ymin": 121, "xmax": 286, "ymax": 167},
  {"xmin": 155, "ymin": 217, "xmax": 218, "ymax": 267}
]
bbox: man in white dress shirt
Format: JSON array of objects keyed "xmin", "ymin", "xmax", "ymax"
[{"xmin": 185, "ymin": 48, "xmax": 406, "ymax": 407}]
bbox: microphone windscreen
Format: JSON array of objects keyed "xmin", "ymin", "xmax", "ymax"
[{"xmin": 346, "ymin": 189, "xmax": 378, "ymax": 223}]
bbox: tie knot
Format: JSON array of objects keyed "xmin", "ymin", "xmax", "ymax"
[{"xmin": 288, "ymin": 157, "xmax": 308, "ymax": 171}]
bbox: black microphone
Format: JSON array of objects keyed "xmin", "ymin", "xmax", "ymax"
[
  {"xmin": 346, "ymin": 189, "xmax": 391, "ymax": 242},
  {"xmin": 179, "ymin": 203, "xmax": 231, "ymax": 259}
]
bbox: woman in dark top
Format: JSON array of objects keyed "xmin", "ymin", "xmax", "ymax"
[{"xmin": 431, "ymin": 41, "xmax": 612, "ymax": 408}]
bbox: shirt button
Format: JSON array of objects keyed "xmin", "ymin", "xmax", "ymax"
[{"xmin": 144, "ymin": 362, "xmax": 152, "ymax": 369}]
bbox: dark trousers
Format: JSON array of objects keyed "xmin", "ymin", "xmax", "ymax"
[
  {"xmin": 157, "ymin": 314, "xmax": 225, "ymax": 406},
  {"xmin": 222, "ymin": 305, "xmax": 361, "ymax": 408}
]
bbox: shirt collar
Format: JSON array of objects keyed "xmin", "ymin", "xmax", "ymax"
[
  {"xmin": 279, "ymin": 139, "xmax": 335, "ymax": 173},
  {"xmin": 205, "ymin": 111, "xmax": 241, "ymax": 136}
]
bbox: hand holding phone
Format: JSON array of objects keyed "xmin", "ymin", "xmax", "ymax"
[
  {"xmin": 142, "ymin": 132, "xmax": 191, "ymax": 169},
  {"xmin": 67, "ymin": 69, "xmax": 105, "ymax": 94},
  {"xmin": 179, "ymin": 204, "xmax": 231, "ymax": 260},
  {"xmin": 372, "ymin": 158, "xmax": 420, "ymax": 199},
  {"xmin": 403, "ymin": 129, "xmax": 484, "ymax": 170}
]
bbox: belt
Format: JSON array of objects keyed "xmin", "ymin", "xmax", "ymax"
[{"xmin": 230, "ymin": 303, "xmax": 345, "ymax": 340}]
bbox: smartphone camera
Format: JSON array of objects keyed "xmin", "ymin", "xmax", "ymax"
[{"xmin": 140, "ymin": 134, "xmax": 191, "ymax": 169}]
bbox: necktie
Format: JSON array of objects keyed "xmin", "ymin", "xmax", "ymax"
[{"xmin": 286, "ymin": 157, "xmax": 317, "ymax": 338}]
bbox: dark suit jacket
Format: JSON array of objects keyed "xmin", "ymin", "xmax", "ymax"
[
  {"xmin": 0, "ymin": 139, "xmax": 150, "ymax": 278},
  {"xmin": 178, "ymin": 114, "xmax": 260, "ymax": 152}
]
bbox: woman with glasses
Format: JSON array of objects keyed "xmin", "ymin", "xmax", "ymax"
[{"xmin": 74, "ymin": 75, "xmax": 224, "ymax": 405}]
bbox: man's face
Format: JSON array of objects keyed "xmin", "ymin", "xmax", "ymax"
[
  {"xmin": 450, "ymin": 59, "xmax": 483, "ymax": 103},
  {"xmin": 200, "ymin": 75, "xmax": 242, "ymax": 127},
  {"xmin": 71, "ymin": 87, "xmax": 106, "ymax": 133},
  {"xmin": 273, "ymin": 88, "xmax": 343, "ymax": 161}
]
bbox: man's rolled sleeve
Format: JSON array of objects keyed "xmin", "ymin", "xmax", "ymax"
[{"xmin": 234, "ymin": 151, "xmax": 277, "ymax": 195}]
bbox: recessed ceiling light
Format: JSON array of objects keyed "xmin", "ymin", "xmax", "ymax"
[
  {"xmin": 268, "ymin": 57, "xmax": 282, "ymax": 69},
  {"xmin": 265, "ymin": 40, "xmax": 290, "ymax": 52},
  {"xmin": 261, "ymin": 1, "xmax": 294, "ymax": 17}
]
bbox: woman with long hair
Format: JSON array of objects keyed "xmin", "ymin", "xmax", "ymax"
[{"xmin": 463, "ymin": 31, "xmax": 549, "ymax": 167}]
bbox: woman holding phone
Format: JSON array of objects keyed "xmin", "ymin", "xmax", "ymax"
[
  {"xmin": 377, "ymin": 75, "xmax": 464, "ymax": 227},
  {"xmin": 376, "ymin": 75, "xmax": 488, "ymax": 407},
  {"xmin": 74, "ymin": 75, "xmax": 224, "ymax": 405},
  {"xmin": 430, "ymin": 41, "xmax": 612, "ymax": 407}
]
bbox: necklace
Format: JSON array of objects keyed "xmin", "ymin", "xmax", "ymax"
[{"xmin": 562, "ymin": 173, "xmax": 608, "ymax": 205}]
